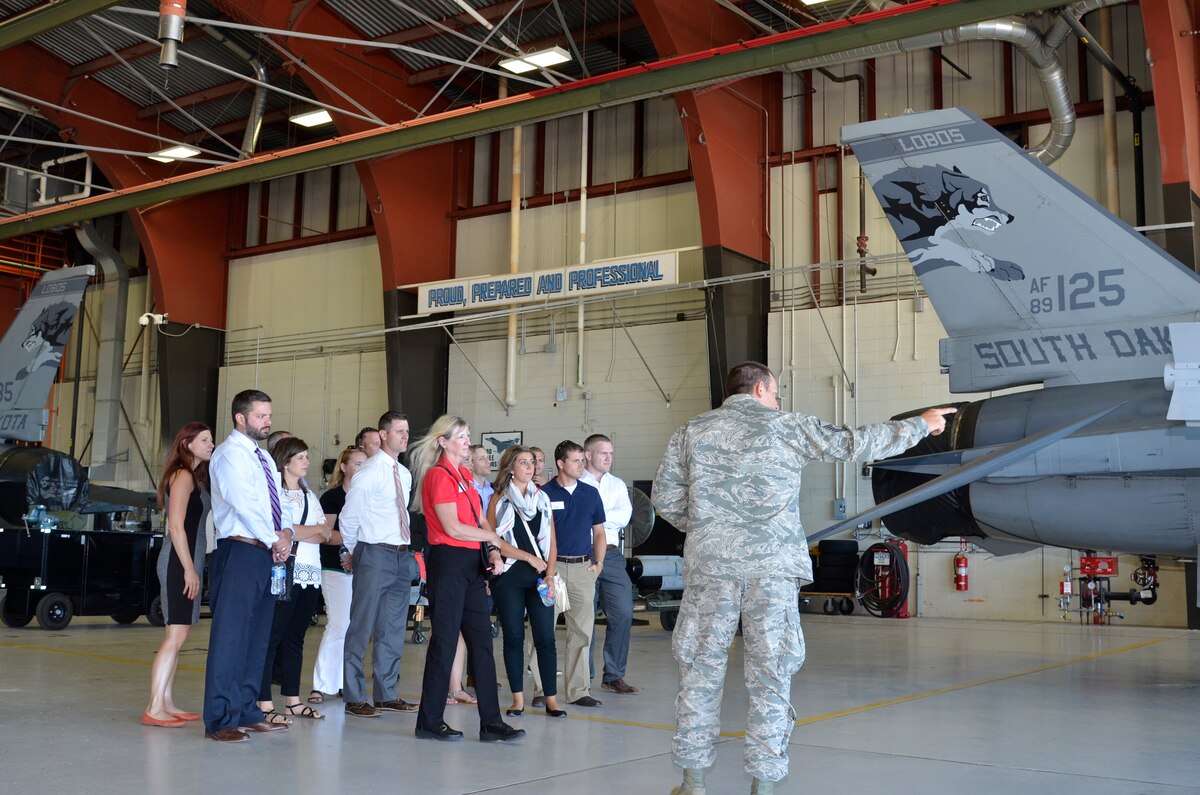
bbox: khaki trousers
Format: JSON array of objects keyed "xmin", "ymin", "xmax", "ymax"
[{"xmin": 528, "ymin": 560, "xmax": 598, "ymax": 702}]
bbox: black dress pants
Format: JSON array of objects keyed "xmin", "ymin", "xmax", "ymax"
[
  {"xmin": 260, "ymin": 583, "xmax": 320, "ymax": 700},
  {"xmin": 416, "ymin": 545, "xmax": 502, "ymax": 731}
]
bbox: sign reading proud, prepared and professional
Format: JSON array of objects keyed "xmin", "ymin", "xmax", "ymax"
[{"xmin": 418, "ymin": 250, "xmax": 678, "ymax": 315}]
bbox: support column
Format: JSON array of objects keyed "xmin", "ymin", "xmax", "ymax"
[
  {"xmin": 634, "ymin": 0, "xmax": 775, "ymax": 405},
  {"xmin": 1143, "ymin": 1, "xmax": 1200, "ymax": 270},
  {"xmin": 383, "ymin": 291, "xmax": 449, "ymax": 436},
  {"xmin": 157, "ymin": 327, "xmax": 224, "ymax": 446},
  {"xmin": 218, "ymin": 0, "xmax": 460, "ymax": 419}
]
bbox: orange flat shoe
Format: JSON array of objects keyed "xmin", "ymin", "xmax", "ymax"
[
  {"xmin": 142, "ymin": 712, "xmax": 187, "ymax": 728},
  {"xmin": 168, "ymin": 710, "xmax": 201, "ymax": 721}
]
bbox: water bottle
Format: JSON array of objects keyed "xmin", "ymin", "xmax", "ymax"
[
  {"xmin": 536, "ymin": 578, "xmax": 554, "ymax": 607},
  {"xmin": 270, "ymin": 562, "xmax": 287, "ymax": 596}
]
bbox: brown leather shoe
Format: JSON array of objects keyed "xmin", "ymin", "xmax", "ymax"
[
  {"xmin": 205, "ymin": 728, "xmax": 249, "ymax": 743},
  {"xmin": 239, "ymin": 721, "xmax": 288, "ymax": 733},
  {"xmin": 601, "ymin": 678, "xmax": 640, "ymax": 695},
  {"xmin": 374, "ymin": 699, "xmax": 419, "ymax": 712},
  {"xmin": 345, "ymin": 701, "xmax": 382, "ymax": 718}
]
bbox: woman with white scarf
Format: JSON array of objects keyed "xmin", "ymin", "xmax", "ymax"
[{"xmin": 486, "ymin": 445, "xmax": 566, "ymax": 719}]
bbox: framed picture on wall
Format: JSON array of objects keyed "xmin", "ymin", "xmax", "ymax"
[{"xmin": 480, "ymin": 431, "xmax": 523, "ymax": 470}]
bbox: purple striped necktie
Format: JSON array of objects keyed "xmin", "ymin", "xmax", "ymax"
[
  {"xmin": 256, "ymin": 447, "xmax": 282, "ymax": 532},
  {"xmin": 393, "ymin": 462, "xmax": 411, "ymax": 544}
]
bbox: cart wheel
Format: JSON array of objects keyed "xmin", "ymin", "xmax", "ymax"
[
  {"xmin": 0, "ymin": 593, "xmax": 32, "ymax": 628},
  {"xmin": 36, "ymin": 593, "xmax": 73, "ymax": 631},
  {"xmin": 839, "ymin": 597, "xmax": 855, "ymax": 615},
  {"xmin": 147, "ymin": 596, "xmax": 165, "ymax": 627},
  {"xmin": 412, "ymin": 628, "xmax": 426, "ymax": 645},
  {"xmin": 660, "ymin": 609, "xmax": 678, "ymax": 631},
  {"xmin": 111, "ymin": 612, "xmax": 141, "ymax": 625},
  {"xmin": 823, "ymin": 598, "xmax": 837, "ymax": 615},
  {"xmin": 491, "ymin": 619, "xmax": 499, "ymax": 639}
]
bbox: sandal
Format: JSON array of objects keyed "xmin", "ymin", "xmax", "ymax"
[
  {"xmin": 452, "ymin": 689, "xmax": 477, "ymax": 705},
  {"xmin": 307, "ymin": 691, "xmax": 325, "ymax": 704},
  {"xmin": 263, "ymin": 710, "xmax": 293, "ymax": 726},
  {"xmin": 284, "ymin": 703, "xmax": 325, "ymax": 720}
]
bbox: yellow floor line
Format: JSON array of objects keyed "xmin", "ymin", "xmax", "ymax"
[{"xmin": 0, "ymin": 635, "xmax": 1169, "ymax": 737}]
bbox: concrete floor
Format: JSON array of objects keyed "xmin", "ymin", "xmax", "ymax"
[{"xmin": 1, "ymin": 610, "xmax": 1197, "ymax": 794}]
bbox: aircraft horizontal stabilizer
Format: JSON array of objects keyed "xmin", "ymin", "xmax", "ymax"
[
  {"xmin": 872, "ymin": 449, "xmax": 968, "ymax": 475},
  {"xmin": 808, "ymin": 403, "xmax": 1125, "ymax": 543},
  {"xmin": 87, "ymin": 484, "xmax": 157, "ymax": 513}
]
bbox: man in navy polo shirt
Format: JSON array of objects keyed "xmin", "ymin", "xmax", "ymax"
[{"xmin": 538, "ymin": 440, "xmax": 607, "ymax": 708}]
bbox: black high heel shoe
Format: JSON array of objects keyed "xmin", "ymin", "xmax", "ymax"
[{"xmin": 545, "ymin": 708, "xmax": 567, "ymax": 718}]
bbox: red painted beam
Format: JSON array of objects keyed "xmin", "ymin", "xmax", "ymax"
[{"xmin": 0, "ymin": 42, "xmax": 230, "ymax": 328}]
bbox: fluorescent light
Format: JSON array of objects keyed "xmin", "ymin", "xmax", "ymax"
[
  {"xmin": 499, "ymin": 45, "xmax": 572, "ymax": 74},
  {"xmin": 290, "ymin": 109, "xmax": 333, "ymax": 127},
  {"xmin": 148, "ymin": 144, "xmax": 200, "ymax": 163},
  {"xmin": 523, "ymin": 46, "xmax": 570, "ymax": 68},
  {"xmin": 499, "ymin": 56, "xmax": 537, "ymax": 74}
]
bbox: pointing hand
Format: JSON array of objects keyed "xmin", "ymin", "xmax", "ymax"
[{"xmin": 920, "ymin": 406, "xmax": 957, "ymax": 436}]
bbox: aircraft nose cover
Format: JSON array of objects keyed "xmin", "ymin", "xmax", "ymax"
[{"xmin": 25, "ymin": 451, "xmax": 88, "ymax": 513}]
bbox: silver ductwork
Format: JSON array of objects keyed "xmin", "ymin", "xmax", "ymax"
[
  {"xmin": 198, "ymin": 24, "xmax": 269, "ymax": 158},
  {"xmin": 943, "ymin": 18, "xmax": 1072, "ymax": 164},
  {"xmin": 789, "ymin": 0, "xmax": 1127, "ymax": 165},
  {"xmin": 157, "ymin": 1, "xmax": 186, "ymax": 69}
]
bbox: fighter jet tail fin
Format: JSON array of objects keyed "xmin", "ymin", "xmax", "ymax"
[
  {"xmin": 843, "ymin": 108, "xmax": 1200, "ymax": 392},
  {"xmin": 0, "ymin": 266, "xmax": 93, "ymax": 443}
]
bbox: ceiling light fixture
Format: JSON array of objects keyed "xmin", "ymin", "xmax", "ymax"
[
  {"xmin": 289, "ymin": 109, "xmax": 333, "ymax": 127},
  {"xmin": 499, "ymin": 45, "xmax": 571, "ymax": 74},
  {"xmin": 148, "ymin": 144, "xmax": 200, "ymax": 163}
]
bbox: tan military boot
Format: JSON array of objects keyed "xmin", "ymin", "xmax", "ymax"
[{"xmin": 669, "ymin": 768, "xmax": 706, "ymax": 795}]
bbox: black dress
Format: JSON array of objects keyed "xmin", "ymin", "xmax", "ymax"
[{"xmin": 156, "ymin": 485, "xmax": 209, "ymax": 626}]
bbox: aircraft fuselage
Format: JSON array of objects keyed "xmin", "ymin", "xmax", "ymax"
[{"xmin": 874, "ymin": 378, "xmax": 1200, "ymax": 557}]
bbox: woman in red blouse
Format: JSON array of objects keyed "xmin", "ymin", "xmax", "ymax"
[{"xmin": 408, "ymin": 415, "xmax": 524, "ymax": 743}]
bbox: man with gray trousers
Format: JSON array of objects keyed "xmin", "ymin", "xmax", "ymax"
[{"xmin": 339, "ymin": 411, "xmax": 419, "ymax": 717}]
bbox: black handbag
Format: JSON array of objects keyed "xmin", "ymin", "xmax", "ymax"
[{"xmin": 275, "ymin": 493, "xmax": 308, "ymax": 602}]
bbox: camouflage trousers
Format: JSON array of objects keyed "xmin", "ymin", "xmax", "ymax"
[{"xmin": 672, "ymin": 577, "xmax": 805, "ymax": 782}]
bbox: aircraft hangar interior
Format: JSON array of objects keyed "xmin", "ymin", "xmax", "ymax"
[{"xmin": 0, "ymin": 1, "xmax": 1197, "ymax": 793}]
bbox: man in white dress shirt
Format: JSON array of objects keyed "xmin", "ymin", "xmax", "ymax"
[
  {"xmin": 469, "ymin": 444, "xmax": 494, "ymax": 509},
  {"xmin": 581, "ymin": 433, "xmax": 639, "ymax": 696},
  {"xmin": 340, "ymin": 411, "xmax": 420, "ymax": 717},
  {"xmin": 203, "ymin": 389, "xmax": 296, "ymax": 742}
]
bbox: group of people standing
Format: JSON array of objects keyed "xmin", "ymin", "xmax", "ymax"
[
  {"xmin": 141, "ymin": 362, "xmax": 955, "ymax": 794},
  {"xmin": 143, "ymin": 389, "xmax": 641, "ymax": 744}
]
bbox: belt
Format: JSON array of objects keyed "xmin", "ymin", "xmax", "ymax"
[
  {"xmin": 373, "ymin": 542, "xmax": 411, "ymax": 552},
  {"xmin": 229, "ymin": 535, "xmax": 267, "ymax": 549},
  {"xmin": 557, "ymin": 555, "xmax": 590, "ymax": 564}
]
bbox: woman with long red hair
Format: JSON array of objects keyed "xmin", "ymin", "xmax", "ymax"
[{"xmin": 143, "ymin": 421, "xmax": 214, "ymax": 728}]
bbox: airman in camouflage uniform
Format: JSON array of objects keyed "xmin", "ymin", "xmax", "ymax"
[{"xmin": 652, "ymin": 362, "xmax": 954, "ymax": 794}]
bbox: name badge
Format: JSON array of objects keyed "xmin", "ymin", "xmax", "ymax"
[{"xmin": 550, "ymin": 500, "xmax": 565, "ymax": 510}]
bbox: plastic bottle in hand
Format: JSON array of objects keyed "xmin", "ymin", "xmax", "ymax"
[
  {"xmin": 536, "ymin": 578, "xmax": 554, "ymax": 607},
  {"xmin": 270, "ymin": 562, "xmax": 287, "ymax": 596}
]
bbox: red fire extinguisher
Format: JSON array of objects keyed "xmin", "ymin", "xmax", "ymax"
[{"xmin": 954, "ymin": 542, "xmax": 969, "ymax": 591}]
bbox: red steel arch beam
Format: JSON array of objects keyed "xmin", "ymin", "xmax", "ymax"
[
  {"xmin": 214, "ymin": 0, "xmax": 457, "ymax": 292},
  {"xmin": 634, "ymin": 0, "xmax": 780, "ymax": 405},
  {"xmin": 213, "ymin": 0, "xmax": 460, "ymax": 423},
  {"xmin": 1143, "ymin": 0, "xmax": 1200, "ymax": 270},
  {"xmin": 634, "ymin": 0, "xmax": 776, "ymax": 261},
  {"xmin": 0, "ymin": 43, "xmax": 230, "ymax": 329}
]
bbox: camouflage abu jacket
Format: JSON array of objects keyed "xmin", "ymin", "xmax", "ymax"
[{"xmin": 652, "ymin": 394, "xmax": 928, "ymax": 585}]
